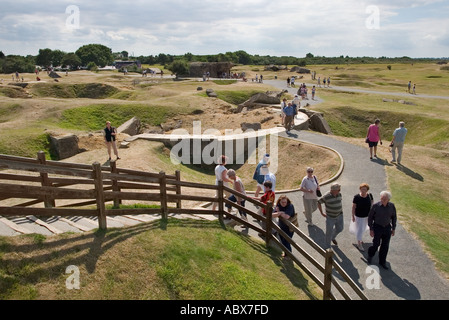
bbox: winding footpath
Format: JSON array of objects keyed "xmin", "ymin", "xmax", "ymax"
[{"xmin": 257, "ymin": 80, "xmax": 449, "ymax": 300}]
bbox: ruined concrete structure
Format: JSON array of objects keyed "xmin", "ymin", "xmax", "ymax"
[{"xmin": 189, "ymin": 62, "xmax": 234, "ymax": 78}]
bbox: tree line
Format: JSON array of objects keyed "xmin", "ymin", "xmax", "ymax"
[{"xmin": 0, "ymin": 43, "xmax": 444, "ymax": 74}]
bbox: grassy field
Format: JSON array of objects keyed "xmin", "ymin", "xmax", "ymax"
[{"xmin": 0, "ymin": 219, "xmax": 321, "ymax": 300}]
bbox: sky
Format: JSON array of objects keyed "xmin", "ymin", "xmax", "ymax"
[{"xmin": 1, "ymin": 0, "xmax": 448, "ymax": 58}]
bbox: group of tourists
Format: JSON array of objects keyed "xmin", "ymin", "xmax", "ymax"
[
  {"xmin": 212, "ymin": 118, "xmax": 407, "ymax": 269},
  {"xmin": 102, "ymin": 114, "xmax": 407, "ymax": 270},
  {"xmin": 366, "ymin": 119, "xmax": 408, "ymax": 165},
  {"xmin": 317, "ymin": 76, "xmax": 331, "ymax": 88}
]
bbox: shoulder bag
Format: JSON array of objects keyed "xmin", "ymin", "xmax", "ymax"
[{"xmin": 314, "ymin": 176, "xmax": 322, "ymax": 197}]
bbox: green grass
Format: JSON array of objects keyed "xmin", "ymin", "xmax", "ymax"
[
  {"xmin": 0, "ymin": 131, "xmax": 51, "ymax": 158},
  {"xmin": 322, "ymin": 105, "xmax": 449, "ymax": 149},
  {"xmin": 311, "ymin": 63, "xmax": 449, "ymax": 96},
  {"xmin": 30, "ymin": 83, "xmax": 119, "ymax": 99},
  {"xmin": 0, "ymin": 103, "xmax": 25, "ymax": 123},
  {"xmin": 0, "ymin": 219, "xmax": 320, "ymax": 300},
  {"xmin": 212, "ymin": 80, "xmax": 238, "ymax": 85},
  {"xmin": 388, "ymin": 169, "xmax": 449, "ymax": 275},
  {"xmin": 214, "ymin": 89, "xmax": 264, "ymax": 105},
  {"xmin": 59, "ymin": 103, "xmax": 192, "ymax": 131}
]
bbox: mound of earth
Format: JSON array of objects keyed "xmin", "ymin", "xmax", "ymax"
[{"xmin": 30, "ymin": 83, "xmax": 119, "ymax": 99}]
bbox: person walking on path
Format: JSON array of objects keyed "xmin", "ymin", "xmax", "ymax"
[
  {"xmin": 351, "ymin": 183, "xmax": 374, "ymax": 251},
  {"xmin": 280, "ymin": 98, "xmax": 287, "ymax": 126},
  {"xmin": 318, "ymin": 183, "xmax": 344, "ymax": 249},
  {"xmin": 367, "ymin": 191, "xmax": 397, "ymax": 270},
  {"xmin": 366, "ymin": 119, "xmax": 383, "ymax": 160},
  {"xmin": 299, "ymin": 167, "xmax": 320, "ymax": 226},
  {"xmin": 273, "ymin": 195, "xmax": 296, "ymax": 258},
  {"xmin": 283, "ymin": 102, "xmax": 295, "ymax": 133},
  {"xmin": 391, "ymin": 121, "xmax": 408, "ymax": 164},
  {"xmin": 104, "ymin": 121, "xmax": 120, "ymax": 161},
  {"xmin": 292, "ymin": 94, "xmax": 301, "ymax": 118},
  {"xmin": 212, "ymin": 155, "xmax": 233, "ymax": 211}
]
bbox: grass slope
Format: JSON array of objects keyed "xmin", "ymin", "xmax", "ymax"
[{"xmin": 0, "ymin": 219, "xmax": 321, "ymax": 300}]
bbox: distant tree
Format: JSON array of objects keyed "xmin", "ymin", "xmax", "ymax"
[
  {"xmin": 36, "ymin": 48, "xmax": 53, "ymax": 68},
  {"xmin": 0, "ymin": 51, "xmax": 5, "ymax": 59},
  {"xmin": 75, "ymin": 44, "xmax": 113, "ymax": 67},
  {"xmin": 87, "ymin": 61, "xmax": 98, "ymax": 71},
  {"xmin": 235, "ymin": 50, "xmax": 252, "ymax": 65},
  {"xmin": 61, "ymin": 53, "xmax": 82, "ymax": 69},
  {"xmin": 157, "ymin": 53, "xmax": 169, "ymax": 65},
  {"xmin": 184, "ymin": 52, "xmax": 194, "ymax": 62},
  {"xmin": 167, "ymin": 59, "xmax": 190, "ymax": 79},
  {"xmin": 1, "ymin": 55, "xmax": 35, "ymax": 73},
  {"xmin": 121, "ymin": 51, "xmax": 129, "ymax": 58},
  {"xmin": 306, "ymin": 53, "xmax": 314, "ymax": 58},
  {"xmin": 51, "ymin": 50, "xmax": 66, "ymax": 67}
]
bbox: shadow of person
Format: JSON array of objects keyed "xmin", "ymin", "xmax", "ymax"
[
  {"xmin": 359, "ymin": 256, "xmax": 421, "ymax": 299},
  {"xmin": 331, "ymin": 246, "xmax": 364, "ymax": 290},
  {"xmin": 306, "ymin": 224, "xmax": 326, "ymax": 249},
  {"xmin": 372, "ymin": 156, "xmax": 393, "ymax": 167},
  {"xmin": 395, "ymin": 163, "xmax": 424, "ymax": 182}
]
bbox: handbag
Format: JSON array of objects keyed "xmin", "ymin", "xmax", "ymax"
[
  {"xmin": 314, "ymin": 176, "xmax": 322, "ymax": 197},
  {"xmin": 288, "ymin": 212, "xmax": 299, "ymax": 232},
  {"xmin": 365, "ymin": 138, "xmax": 370, "ymax": 144}
]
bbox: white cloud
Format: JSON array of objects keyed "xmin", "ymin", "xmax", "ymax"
[{"xmin": 0, "ymin": 0, "xmax": 448, "ymax": 57}]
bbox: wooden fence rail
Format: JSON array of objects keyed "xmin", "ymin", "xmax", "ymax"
[{"xmin": 0, "ymin": 152, "xmax": 367, "ymax": 300}]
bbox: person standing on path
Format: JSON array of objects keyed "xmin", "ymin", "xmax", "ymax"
[
  {"xmin": 351, "ymin": 183, "xmax": 374, "ymax": 251},
  {"xmin": 104, "ymin": 121, "xmax": 120, "ymax": 161},
  {"xmin": 318, "ymin": 183, "xmax": 344, "ymax": 249},
  {"xmin": 367, "ymin": 191, "xmax": 397, "ymax": 270},
  {"xmin": 391, "ymin": 121, "xmax": 408, "ymax": 165},
  {"xmin": 366, "ymin": 119, "xmax": 383, "ymax": 160},
  {"xmin": 299, "ymin": 167, "xmax": 320, "ymax": 226}
]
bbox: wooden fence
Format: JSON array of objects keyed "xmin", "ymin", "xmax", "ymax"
[{"xmin": 0, "ymin": 152, "xmax": 367, "ymax": 300}]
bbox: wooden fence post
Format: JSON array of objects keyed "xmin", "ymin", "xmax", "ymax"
[
  {"xmin": 159, "ymin": 171, "xmax": 168, "ymax": 220},
  {"xmin": 323, "ymin": 249, "xmax": 334, "ymax": 300},
  {"xmin": 265, "ymin": 201, "xmax": 273, "ymax": 246},
  {"xmin": 175, "ymin": 170, "xmax": 181, "ymax": 209},
  {"xmin": 217, "ymin": 181, "xmax": 224, "ymax": 224},
  {"xmin": 110, "ymin": 160, "xmax": 121, "ymax": 208},
  {"xmin": 93, "ymin": 162, "xmax": 107, "ymax": 230},
  {"xmin": 37, "ymin": 151, "xmax": 55, "ymax": 208}
]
